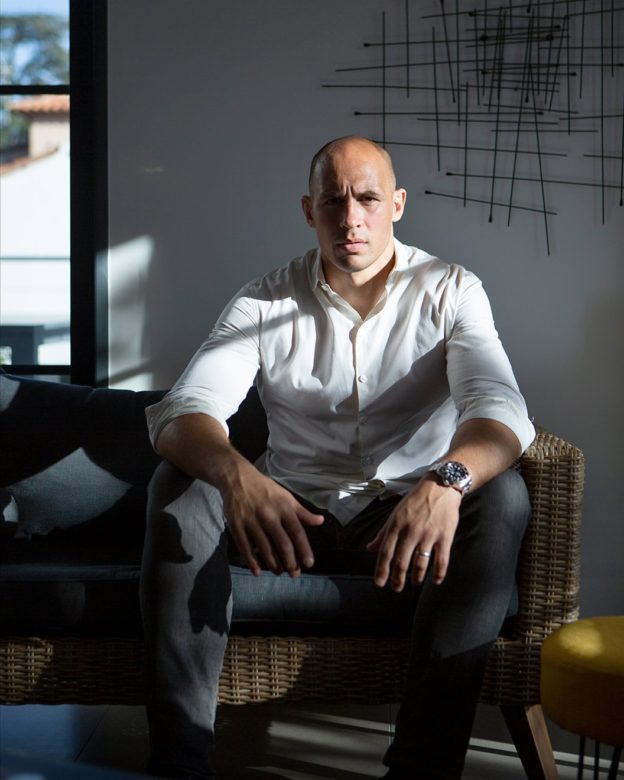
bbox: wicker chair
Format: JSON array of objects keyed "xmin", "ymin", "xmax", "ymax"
[{"xmin": 0, "ymin": 429, "xmax": 583, "ymax": 780}]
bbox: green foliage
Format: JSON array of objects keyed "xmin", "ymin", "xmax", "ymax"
[
  {"xmin": 0, "ymin": 13, "xmax": 69, "ymax": 154},
  {"xmin": 0, "ymin": 14, "xmax": 69, "ymax": 85}
]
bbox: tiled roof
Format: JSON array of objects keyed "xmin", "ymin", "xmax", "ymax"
[{"xmin": 9, "ymin": 94, "xmax": 70, "ymax": 114}]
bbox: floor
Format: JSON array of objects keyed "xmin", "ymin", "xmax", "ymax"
[{"xmin": 2, "ymin": 701, "xmax": 618, "ymax": 780}]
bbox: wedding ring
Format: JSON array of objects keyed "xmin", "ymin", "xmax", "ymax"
[{"xmin": 416, "ymin": 550, "xmax": 432, "ymax": 559}]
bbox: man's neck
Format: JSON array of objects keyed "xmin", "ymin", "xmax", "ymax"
[{"xmin": 323, "ymin": 254, "xmax": 395, "ymax": 319}]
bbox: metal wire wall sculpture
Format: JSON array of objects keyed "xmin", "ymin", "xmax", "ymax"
[{"xmin": 324, "ymin": 1, "xmax": 623, "ymax": 254}]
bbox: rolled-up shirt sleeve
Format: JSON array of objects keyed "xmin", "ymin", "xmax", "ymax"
[
  {"xmin": 445, "ymin": 269, "xmax": 535, "ymax": 453},
  {"xmin": 145, "ymin": 289, "xmax": 261, "ymax": 448}
]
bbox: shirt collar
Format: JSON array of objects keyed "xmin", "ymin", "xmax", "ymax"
[{"xmin": 310, "ymin": 237, "xmax": 409, "ymax": 291}]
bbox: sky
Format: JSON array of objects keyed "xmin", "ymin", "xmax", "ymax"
[{"xmin": 1, "ymin": 0, "xmax": 67, "ymax": 15}]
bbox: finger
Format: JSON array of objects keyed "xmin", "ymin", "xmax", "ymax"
[
  {"xmin": 231, "ymin": 527, "xmax": 263, "ymax": 576},
  {"xmin": 411, "ymin": 544, "xmax": 434, "ymax": 585},
  {"xmin": 249, "ymin": 524, "xmax": 284, "ymax": 575},
  {"xmin": 299, "ymin": 507, "xmax": 325, "ymax": 527},
  {"xmin": 261, "ymin": 522, "xmax": 302, "ymax": 576},
  {"xmin": 286, "ymin": 513, "xmax": 318, "ymax": 569},
  {"xmin": 388, "ymin": 536, "xmax": 415, "ymax": 592},
  {"xmin": 365, "ymin": 525, "xmax": 386, "ymax": 553},
  {"xmin": 373, "ymin": 529, "xmax": 398, "ymax": 588},
  {"xmin": 432, "ymin": 538, "xmax": 452, "ymax": 585}
]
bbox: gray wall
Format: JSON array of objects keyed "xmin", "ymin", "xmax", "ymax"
[{"xmin": 107, "ymin": 0, "xmax": 623, "ymax": 634}]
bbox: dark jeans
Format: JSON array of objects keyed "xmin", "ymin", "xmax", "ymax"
[{"xmin": 140, "ymin": 465, "xmax": 530, "ymax": 780}]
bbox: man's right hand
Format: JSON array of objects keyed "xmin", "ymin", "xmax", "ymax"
[
  {"xmin": 155, "ymin": 412, "xmax": 324, "ymax": 578},
  {"xmin": 220, "ymin": 461, "xmax": 324, "ymax": 577}
]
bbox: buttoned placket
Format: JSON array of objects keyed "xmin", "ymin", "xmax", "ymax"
[{"xmin": 317, "ymin": 269, "xmax": 399, "ymax": 496}]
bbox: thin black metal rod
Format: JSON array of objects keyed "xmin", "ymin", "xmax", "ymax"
[
  {"xmin": 365, "ymin": 32, "xmax": 564, "ymax": 47},
  {"xmin": 508, "ymin": 11, "xmax": 533, "ymax": 226},
  {"xmin": 487, "ymin": 8, "xmax": 502, "ymax": 108},
  {"xmin": 382, "ymin": 11, "xmax": 386, "ymax": 148},
  {"xmin": 433, "ymin": 26, "xmax": 441, "ymax": 170},
  {"xmin": 601, "ymin": 0, "xmax": 606, "ymax": 223},
  {"xmin": 529, "ymin": 62, "xmax": 551, "ymax": 255},
  {"xmin": 537, "ymin": 3, "xmax": 541, "ymax": 95},
  {"xmin": 474, "ymin": 17, "xmax": 481, "ymax": 106},
  {"xmin": 383, "ymin": 139, "xmax": 568, "ymax": 156},
  {"xmin": 336, "ymin": 60, "xmax": 611, "ymax": 73},
  {"xmin": 448, "ymin": 171, "xmax": 624, "ymax": 188},
  {"xmin": 422, "ymin": 1, "xmax": 624, "ymax": 19},
  {"xmin": 483, "ymin": 0, "xmax": 488, "ymax": 97},
  {"xmin": 566, "ymin": 1, "xmax": 571, "ymax": 134},
  {"xmin": 405, "ymin": 0, "xmax": 410, "ymax": 97},
  {"xmin": 620, "ymin": 94, "xmax": 624, "ymax": 205},
  {"xmin": 612, "ymin": 0, "xmax": 616, "ymax": 75},
  {"xmin": 455, "ymin": 0, "xmax": 460, "ymax": 123},
  {"xmin": 416, "ymin": 117, "xmax": 559, "ymax": 124},
  {"xmin": 594, "ymin": 741, "xmax": 601, "ymax": 780},
  {"xmin": 580, "ymin": 0, "xmax": 587, "ymax": 98},
  {"xmin": 567, "ymin": 5, "xmax": 624, "ymax": 17},
  {"xmin": 424, "ymin": 189, "xmax": 558, "ymax": 214},
  {"xmin": 464, "ymin": 82, "xmax": 469, "ymax": 205},
  {"xmin": 439, "ymin": 0, "xmax": 457, "ymax": 102},
  {"xmin": 366, "ymin": 108, "xmax": 546, "ymax": 115},
  {"xmin": 489, "ymin": 9, "xmax": 506, "ymax": 222},
  {"xmin": 558, "ymin": 113, "xmax": 624, "ymax": 120},
  {"xmin": 547, "ymin": 14, "xmax": 567, "ymax": 109},
  {"xmin": 543, "ymin": 0, "xmax": 557, "ymax": 103},
  {"xmin": 494, "ymin": 127, "xmax": 597, "ymax": 132},
  {"xmin": 323, "ymin": 83, "xmax": 459, "ymax": 92}
]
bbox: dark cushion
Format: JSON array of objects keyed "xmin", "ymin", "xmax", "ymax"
[
  {"xmin": 0, "ymin": 372, "xmax": 164, "ymax": 538},
  {"xmin": 0, "ymin": 531, "xmax": 418, "ymax": 636},
  {"xmin": 0, "ymin": 372, "xmax": 269, "ymax": 539}
]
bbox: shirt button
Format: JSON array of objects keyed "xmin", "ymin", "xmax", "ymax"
[
  {"xmin": 358, "ymin": 374, "xmax": 368, "ymax": 383},
  {"xmin": 369, "ymin": 479, "xmax": 385, "ymax": 490},
  {"xmin": 360, "ymin": 416, "xmax": 368, "ymax": 426},
  {"xmin": 361, "ymin": 455, "xmax": 373, "ymax": 466}
]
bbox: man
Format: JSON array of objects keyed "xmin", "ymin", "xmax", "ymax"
[{"xmin": 141, "ymin": 135, "xmax": 535, "ymax": 780}]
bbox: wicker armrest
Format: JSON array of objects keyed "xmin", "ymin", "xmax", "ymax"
[{"xmin": 515, "ymin": 430, "xmax": 584, "ymax": 643}]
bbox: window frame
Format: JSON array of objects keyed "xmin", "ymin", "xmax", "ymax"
[{"xmin": 0, "ymin": 0, "xmax": 108, "ymax": 386}]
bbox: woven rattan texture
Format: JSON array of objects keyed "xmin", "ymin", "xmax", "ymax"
[{"xmin": 0, "ymin": 431, "xmax": 584, "ymax": 707}]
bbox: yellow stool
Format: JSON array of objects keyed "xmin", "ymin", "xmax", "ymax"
[{"xmin": 541, "ymin": 616, "xmax": 624, "ymax": 779}]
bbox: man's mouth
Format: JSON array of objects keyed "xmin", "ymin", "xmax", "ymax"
[{"xmin": 338, "ymin": 238, "xmax": 366, "ymax": 250}]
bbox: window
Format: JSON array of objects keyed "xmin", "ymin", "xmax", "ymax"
[{"xmin": 0, "ymin": 0, "xmax": 107, "ymax": 385}]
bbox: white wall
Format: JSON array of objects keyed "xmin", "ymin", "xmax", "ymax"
[{"xmin": 107, "ymin": 0, "xmax": 623, "ymax": 632}]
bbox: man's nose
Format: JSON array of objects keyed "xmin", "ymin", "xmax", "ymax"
[{"xmin": 340, "ymin": 197, "xmax": 363, "ymax": 228}]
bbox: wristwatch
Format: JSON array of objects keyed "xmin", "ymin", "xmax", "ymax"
[{"xmin": 429, "ymin": 460, "xmax": 472, "ymax": 496}]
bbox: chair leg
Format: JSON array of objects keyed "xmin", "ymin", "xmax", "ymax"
[{"xmin": 500, "ymin": 704, "xmax": 559, "ymax": 780}]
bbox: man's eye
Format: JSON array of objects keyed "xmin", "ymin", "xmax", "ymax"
[{"xmin": 325, "ymin": 197, "xmax": 342, "ymax": 206}]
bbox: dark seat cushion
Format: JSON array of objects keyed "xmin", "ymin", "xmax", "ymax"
[
  {"xmin": 0, "ymin": 531, "xmax": 418, "ymax": 637},
  {"xmin": 0, "ymin": 372, "xmax": 164, "ymax": 538},
  {"xmin": 0, "ymin": 372, "xmax": 267, "ymax": 539}
]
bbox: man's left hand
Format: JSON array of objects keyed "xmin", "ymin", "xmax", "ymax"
[{"xmin": 366, "ymin": 475, "xmax": 462, "ymax": 591}]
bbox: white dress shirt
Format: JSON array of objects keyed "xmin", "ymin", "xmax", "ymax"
[{"xmin": 146, "ymin": 239, "xmax": 535, "ymax": 524}]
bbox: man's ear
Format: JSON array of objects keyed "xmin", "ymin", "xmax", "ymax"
[
  {"xmin": 301, "ymin": 195, "xmax": 316, "ymax": 227},
  {"xmin": 392, "ymin": 188, "xmax": 407, "ymax": 223}
]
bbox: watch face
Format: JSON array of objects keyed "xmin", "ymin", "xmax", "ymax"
[{"xmin": 434, "ymin": 461, "xmax": 472, "ymax": 493}]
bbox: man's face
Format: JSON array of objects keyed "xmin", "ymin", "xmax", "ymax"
[{"xmin": 302, "ymin": 140, "xmax": 406, "ymax": 282}]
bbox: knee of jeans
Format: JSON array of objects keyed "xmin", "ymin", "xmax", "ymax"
[
  {"xmin": 147, "ymin": 462, "xmax": 224, "ymax": 534},
  {"xmin": 477, "ymin": 469, "xmax": 531, "ymax": 537},
  {"xmin": 147, "ymin": 461, "xmax": 194, "ymax": 513}
]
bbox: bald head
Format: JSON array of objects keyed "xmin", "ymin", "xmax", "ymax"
[{"xmin": 308, "ymin": 136, "xmax": 397, "ymax": 196}]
